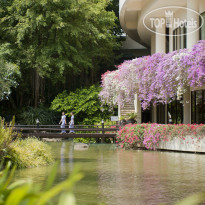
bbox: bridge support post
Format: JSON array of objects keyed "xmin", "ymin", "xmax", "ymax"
[{"xmin": 101, "ymin": 120, "xmax": 105, "ymax": 143}]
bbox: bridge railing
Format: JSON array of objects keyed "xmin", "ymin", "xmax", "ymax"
[
  {"xmin": 14, "ymin": 124, "xmax": 119, "ymax": 128},
  {"xmin": 12, "ymin": 124, "xmax": 120, "ymax": 142}
]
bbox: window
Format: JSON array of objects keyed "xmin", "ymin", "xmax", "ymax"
[
  {"xmin": 166, "ymin": 27, "xmax": 169, "ymax": 53},
  {"xmin": 173, "ymin": 24, "xmax": 187, "ymax": 51},
  {"xmin": 157, "ymin": 104, "xmax": 165, "ymax": 124},
  {"xmin": 191, "ymin": 90, "xmax": 205, "ymax": 124},
  {"xmin": 167, "ymin": 98, "xmax": 183, "ymax": 124},
  {"xmin": 200, "ymin": 12, "xmax": 205, "ymax": 40}
]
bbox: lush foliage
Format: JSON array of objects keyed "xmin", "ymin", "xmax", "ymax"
[
  {"xmin": 51, "ymin": 85, "xmax": 116, "ymax": 125},
  {"xmin": 174, "ymin": 191, "xmax": 205, "ymax": 205},
  {"xmin": 100, "ymin": 40, "xmax": 205, "ymax": 109},
  {"xmin": 0, "ymin": 117, "xmax": 20, "ymax": 158},
  {"xmin": 0, "ymin": 117, "xmax": 53, "ymax": 168},
  {"xmin": 0, "ymin": 162, "xmax": 82, "ymax": 205},
  {"xmin": 0, "ymin": 0, "xmax": 119, "ymax": 79},
  {"xmin": 0, "ymin": 60, "xmax": 20, "ymax": 100},
  {"xmin": 7, "ymin": 138, "xmax": 53, "ymax": 168},
  {"xmin": 73, "ymin": 138, "xmax": 97, "ymax": 144},
  {"xmin": 116, "ymin": 124, "xmax": 145, "ymax": 149},
  {"xmin": 186, "ymin": 40, "xmax": 205, "ymax": 87},
  {"xmin": 18, "ymin": 106, "xmax": 60, "ymax": 125},
  {"xmin": 117, "ymin": 123, "xmax": 205, "ymax": 150},
  {"xmin": 0, "ymin": 0, "xmax": 121, "ymax": 114}
]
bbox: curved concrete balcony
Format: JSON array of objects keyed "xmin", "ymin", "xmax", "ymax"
[{"xmin": 119, "ymin": 0, "xmax": 188, "ymax": 47}]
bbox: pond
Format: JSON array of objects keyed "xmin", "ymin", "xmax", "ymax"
[{"xmin": 14, "ymin": 141, "xmax": 205, "ymax": 205}]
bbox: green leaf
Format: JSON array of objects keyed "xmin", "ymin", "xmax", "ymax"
[
  {"xmin": 175, "ymin": 192, "xmax": 205, "ymax": 205},
  {"xmin": 5, "ymin": 183, "xmax": 31, "ymax": 205},
  {"xmin": 57, "ymin": 192, "xmax": 76, "ymax": 205}
]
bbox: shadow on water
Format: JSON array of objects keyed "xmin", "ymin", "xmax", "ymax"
[
  {"xmin": 72, "ymin": 158, "xmax": 97, "ymax": 163},
  {"xmin": 14, "ymin": 141, "xmax": 205, "ymax": 205}
]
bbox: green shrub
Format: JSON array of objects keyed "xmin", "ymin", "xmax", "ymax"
[
  {"xmin": 0, "ymin": 162, "xmax": 83, "ymax": 205},
  {"xmin": 117, "ymin": 124, "xmax": 145, "ymax": 149},
  {"xmin": 0, "ymin": 117, "xmax": 53, "ymax": 168},
  {"xmin": 51, "ymin": 85, "xmax": 116, "ymax": 125},
  {"xmin": 7, "ymin": 138, "xmax": 53, "ymax": 168},
  {"xmin": 73, "ymin": 138, "xmax": 97, "ymax": 144},
  {"xmin": 18, "ymin": 106, "xmax": 60, "ymax": 125},
  {"xmin": 0, "ymin": 117, "xmax": 20, "ymax": 160}
]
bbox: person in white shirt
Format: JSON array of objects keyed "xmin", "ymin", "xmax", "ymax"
[
  {"xmin": 59, "ymin": 112, "xmax": 66, "ymax": 133},
  {"xmin": 69, "ymin": 112, "xmax": 75, "ymax": 133}
]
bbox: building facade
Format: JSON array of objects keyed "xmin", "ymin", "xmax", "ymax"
[{"xmin": 119, "ymin": 0, "xmax": 205, "ymax": 124}]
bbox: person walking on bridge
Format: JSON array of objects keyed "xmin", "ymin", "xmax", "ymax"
[
  {"xmin": 69, "ymin": 112, "xmax": 75, "ymax": 133},
  {"xmin": 59, "ymin": 112, "xmax": 66, "ymax": 133}
]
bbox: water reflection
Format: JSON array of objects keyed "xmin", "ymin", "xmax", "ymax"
[
  {"xmin": 69, "ymin": 142, "xmax": 74, "ymax": 172},
  {"xmin": 97, "ymin": 150, "xmax": 205, "ymax": 205},
  {"xmin": 60, "ymin": 142, "xmax": 66, "ymax": 174},
  {"xmin": 14, "ymin": 142, "xmax": 205, "ymax": 205}
]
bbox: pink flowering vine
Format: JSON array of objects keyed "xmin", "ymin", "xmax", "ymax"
[{"xmin": 99, "ymin": 40, "xmax": 205, "ymax": 110}]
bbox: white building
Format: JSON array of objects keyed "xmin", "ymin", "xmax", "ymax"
[{"xmin": 119, "ymin": 0, "xmax": 205, "ymax": 124}]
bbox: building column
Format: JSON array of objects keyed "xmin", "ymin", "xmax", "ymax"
[
  {"xmin": 152, "ymin": 105, "xmax": 157, "ymax": 123},
  {"xmin": 134, "ymin": 94, "xmax": 141, "ymax": 123},
  {"xmin": 151, "ymin": 33, "xmax": 156, "ymax": 55},
  {"xmin": 186, "ymin": 0, "xmax": 199, "ymax": 49},
  {"xmin": 183, "ymin": 87, "xmax": 191, "ymax": 124},
  {"xmin": 118, "ymin": 104, "xmax": 121, "ymax": 119},
  {"xmin": 169, "ymin": 28, "xmax": 173, "ymax": 52},
  {"xmin": 183, "ymin": 0, "xmax": 199, "ymax": 124},
  {"xmin": 155, "ymin": 24, "xmax": 166, "ymax": 53},
  {"xmin": 152, "ymin": 24, "xmax": 166, "ymax": 123},
  {"xmin": 165, "ymin": 104, "xmax": 168, "ymax": 124}
]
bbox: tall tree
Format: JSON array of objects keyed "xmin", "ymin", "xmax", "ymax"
[{"xmin": 0, "ymin": 0, "xmax": 120, "ymax": 107}]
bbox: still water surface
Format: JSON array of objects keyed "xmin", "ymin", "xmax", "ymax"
[{"xmin": 14, "ymin": 141, "xmax": 205, "ymax": 205}]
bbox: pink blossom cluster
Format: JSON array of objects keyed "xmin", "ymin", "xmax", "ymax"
[
  {"xmin": 117, "ymin": 123, "xmax": 205, "ymax": 150},
  {"xmin": 99, "ymin": 40, "xmax": 205, "ymax": 110},
  {"xmin": 99, "ymin": 69, "xmax": 120, "ymax": 106},
  {"xmin": 186, "ymin": 40, "xmax": 205, "ymax": 87}
]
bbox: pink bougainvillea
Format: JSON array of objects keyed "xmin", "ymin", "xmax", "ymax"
[
  {"xmin": 99, "ymin": 69, "xmax": 120, "ymax": 107},
  {"xmin": 186, "ymin": 40, "xmax": 205, "ymax": 87},
  {"xmin": 117, "ymin": 124, "xmax": 205, "ymax": 150},
  {"xmin": 99, "ymin": 40, "xmax": 205, "ymax": 110}
]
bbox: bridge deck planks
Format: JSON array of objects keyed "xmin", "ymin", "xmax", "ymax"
[
  {"xmin": 14, "ymin": 128, "xmax": 118, "ymax": 131},
  {"xmin": 21, "ymin": 133, "xmax": 116, "ymax": 138}
]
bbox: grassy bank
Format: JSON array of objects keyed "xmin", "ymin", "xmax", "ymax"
[{"xmin": 0, "ymin": 117, "xmax": 53, "ymax": 168}]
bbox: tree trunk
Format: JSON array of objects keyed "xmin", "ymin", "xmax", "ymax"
[{"xmin": 34, "ymin": 71, "xmax": 40, "ymax": 107}]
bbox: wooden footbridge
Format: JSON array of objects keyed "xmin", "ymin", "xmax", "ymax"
[{"xmin": 13, "ymin": 124, "xmax": 119, "ymax": 143}]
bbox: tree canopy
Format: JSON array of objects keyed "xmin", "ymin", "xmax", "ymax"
[{"xmin": 0, "ymin": 0, "xmax": 119, "ymax": 80}]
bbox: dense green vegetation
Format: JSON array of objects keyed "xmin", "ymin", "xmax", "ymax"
[
  {"xmin": 51, "ymin": 85, "xmax": 116, "ymax": 125},
  {"xmin": 18, "ymin": 106, "xmax": 59, "ymax": 125},
  {"xmin": 0, "ymin": 162, "xmax": 83, "ymax": 205},
  {"xmin": 0, "ymin": 118, "xmax": 53, "ymax": 168},
  {"xmin": 0, "ymin": 60, "xmax": 20, "ymax": 101},
  {"xmin": 0, "ymin": 0, "xmax": 122, "ymax": 118}
]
